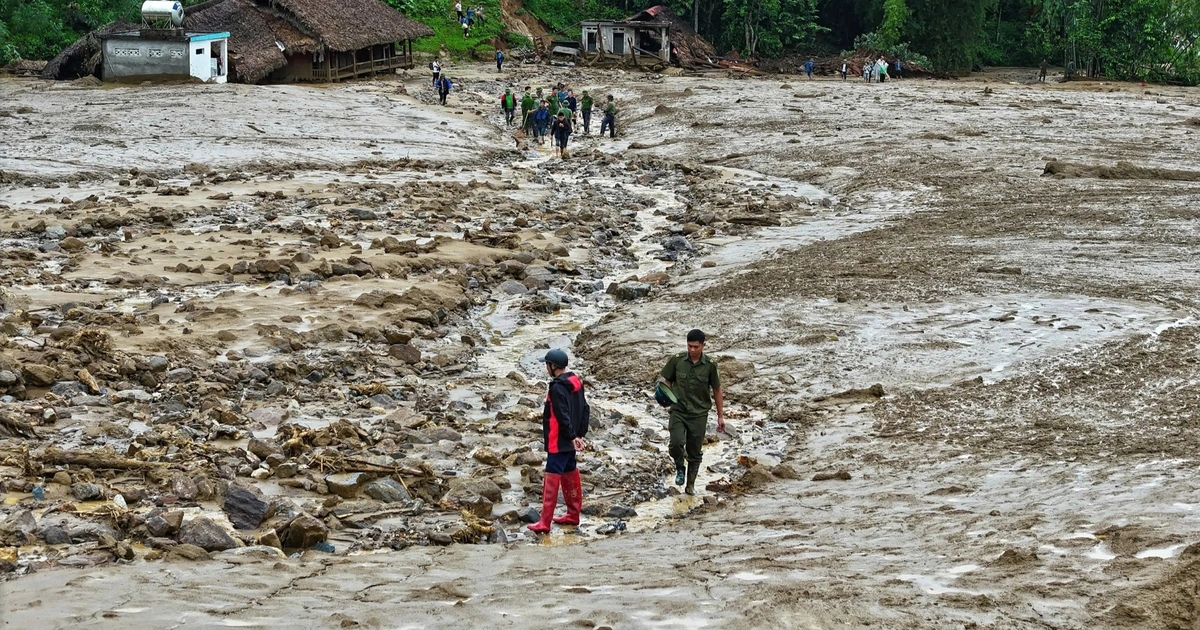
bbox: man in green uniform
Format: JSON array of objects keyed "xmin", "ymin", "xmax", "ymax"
[
  {"xmin": 579, "ymin": 90, "xmax": 594, "ymax": 135},
  {"xmin": 658, "ymin": 329, "xmax": 724, "ymax": 495},
  {"xmin": 520, "ymin": 87, "xmax": 535, "ymax": 131}
]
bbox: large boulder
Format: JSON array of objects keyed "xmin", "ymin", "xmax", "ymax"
[
  {"xmin": 280, "ymin": 513, "xmax": 328, "ymax": 549},
  {"xmin": 363, "ymin": 478, "xmax": 409, "ymax": 503},
  {"xmin": 222, "ymin": 486, "xmax": 274, "ymax": 530},
  {"xmin": 177, "ymin": 516, "xmax": 241, "ymax": 552}
]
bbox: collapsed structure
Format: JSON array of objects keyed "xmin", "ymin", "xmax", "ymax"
[
  {"xmin": 43, "ymin": 0, "xmax": 432, "ymax": 84},
  {"xmin": 555, "ymin": 5, "xmax": 717, "ymax": 69}
]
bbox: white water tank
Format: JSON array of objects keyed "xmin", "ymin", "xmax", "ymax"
[{"xmin": 141, "ymin": 1, "xmax": 184, "ymax": 26}]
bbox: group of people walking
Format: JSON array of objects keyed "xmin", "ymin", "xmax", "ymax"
[
  {"xmin": 527, "ymin": 330, "xmax": 725, "ymax": 534},
  {"xmin": 454, "ymin": 2, "xmax": 485, "ymax": 38},
  {"xmin": 503, "ymin": 83, "xmax": 618, "ymax": 157}
]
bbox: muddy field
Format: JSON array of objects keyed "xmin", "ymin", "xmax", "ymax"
[{"xmin": 1, "ymin": 65, "xmax": 1199, "ymax": 629}]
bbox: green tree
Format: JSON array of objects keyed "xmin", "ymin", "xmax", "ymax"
[{"xmin": 875, "ymin": 0, "xmax": 909, "ymax": 49}]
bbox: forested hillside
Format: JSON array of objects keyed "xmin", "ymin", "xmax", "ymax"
[{"xmin": 2, "ymin": 0, "xmax": 1198, "ymax": 82}]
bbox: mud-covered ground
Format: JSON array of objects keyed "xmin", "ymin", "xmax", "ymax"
[{"xmin": 2, "ymin": 65, "xmax": 1200, "ymax": 629}]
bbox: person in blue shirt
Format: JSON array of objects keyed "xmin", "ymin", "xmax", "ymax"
[
  {"xmin": 533, "ymin": 101, "xmax": 551, "ymax": 145},
  {"xmin": 805, "ymin": 58, "xmax": 814, "ymax": 79},
  {"xmin": 437, "ymin": 75, "xmax": 452, "ymax": 105},
  {"xmin": 466, "ymin": 7, "xmax": 475, "ymax": 27},
  {"xmin": 495, "ymin": 49, "xmax": 504, "ymax": 72},
  {"xmin": 894, "ymin": 58, "xmax": 903, "ymax": 79}
]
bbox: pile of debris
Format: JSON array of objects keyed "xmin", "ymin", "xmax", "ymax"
[
  {"xmin": 758, "ymin": 49, "xmax": 934, "ymax": 78},
  {"xmin": 2, "ymin": 61, "xmax": 47, "ymax": 78}
]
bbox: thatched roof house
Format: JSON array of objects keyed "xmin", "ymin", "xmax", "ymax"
[{"xmin": 44, "ymin": 0, "xmax": 432, "ymax": 84}]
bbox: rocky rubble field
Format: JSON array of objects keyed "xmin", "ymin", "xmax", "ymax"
[
  {"xmin": 4, "ymin": 64, "xmax": 1200, "ymax": 629},
  {"xmin": 0, "ymin": 82, "xmax": 841, "ymax": 574}
]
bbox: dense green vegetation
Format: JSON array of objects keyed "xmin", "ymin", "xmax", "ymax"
[{"xmin": 3, "ymin": 0, "xmax": 1200, "ymax": 83}]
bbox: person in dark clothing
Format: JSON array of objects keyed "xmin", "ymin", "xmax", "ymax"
[
  {"xmin": 495, "ymin": 49, "xmax": 504, "ymax": 72},
  {"xmin": 551, "ymin": 111, "xmax": 572, "ymax": 158},
  {"xmin": 533, "ymin": 101, "xmax": 551, "ymax": 144},
  {"xmin": 804, "ymin": 58, "xmax": 814, "ymax": 79},
  {"xmin": 528, "ymin": 349, "xmax": 588, "ymax": 533},
  {"xmin": 437, "ymin": 76, "xmax": 452, "ymax": 105},
  {"xmin": 1039, "ymin": 59, "xmax": 1048, "ymax": 82},
  {"xmin": 658, "ymin": 329, "xmax": 725, "ymax": 495},
  {"xmin": 894, "ymin": 58, "xmax": 903, "ymax": 79},
  {"xmin": 600, "ymin": 94, "xmax": 617, "ymax": 138}
]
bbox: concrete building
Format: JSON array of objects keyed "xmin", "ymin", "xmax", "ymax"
[{"xmin": 99, "ymin": 30, "xmax": 230, "ymax": 83}]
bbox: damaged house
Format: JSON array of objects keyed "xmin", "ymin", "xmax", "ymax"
[
  {"xmin": 574, "ymin": 5, "xmax": 716, "ymax": 68},
  {"xmin": 44, "ymin": 0, "xmax": 432, "ymax": 84}
]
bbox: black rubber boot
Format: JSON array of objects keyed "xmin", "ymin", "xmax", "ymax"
[{"xmin": 685, "ymin": 462, "xmax": 699, "ymax": 495}]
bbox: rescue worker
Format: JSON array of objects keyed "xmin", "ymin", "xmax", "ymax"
[
  {"xmin": 658, "ymin": 329, "xmax": 724, "ymax": 495},
  {"xmin": 500, "ymin": 87, "xmax": 517, "ymax": 126},
  {"xmin": 528, "ymin": 349, "xmax": 588, "ymax": 534},
  {"xmin": 600, "ymin": 94, "xmax": 617, "ymax": 138},
  {"xmin": 520, "ymin": 87, "xmax": 535, "ymax": 127},
  {"xmin": 580, "ymin": 90, "xmax": 594, "ymax": 134}
]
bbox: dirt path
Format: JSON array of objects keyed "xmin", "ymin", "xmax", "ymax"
[{"xmin": 3, "ymin": 68, "xmax": 1200, "ymax": 629}]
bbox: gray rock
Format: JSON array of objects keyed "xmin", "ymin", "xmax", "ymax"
[
  {"xmin": 447, "ymin": 477, "xmax": 503, "ymax": 502},
  {"xmin": 280, "ymin": 513, "xmax": 328, "ymax": 548},
  {"xmin": 388, "ymin": 344, "xmax": 422, "ymax": 365},
  {"xmin": 423, "ymin": 426, "xmax": 462, "ymax": 442},
  {"xmin": 247, "ymin": 437, "xmax": 281, "ymax": 460},
  {"xmin": 44, "ymin": 225, "xmax": 67, "ymax": 240},
  {"xmin": 614, "ymin": 282, "xmax": 652, "ymax": 301},
  {"xmin": 347, "ymin": 208, "xmax": 378, "ymax": 220},
  {"xmin": 40, "ymin": 525, "xmax": 71, "ymax": 545},
  {"xmin": 264, "ymin": 380, "xmax": 287, "ymax": 396},
  {"xmin": 517, "ymin": 507, "xmax": 540, "ymax": 523},
  {"xmin": 498, "ymin": 279, "xmax": 528, "ymax": 295},
  {"xmin": 22, "ymin": 363, "xmax": 59, "ymax": 387},
  {"xmin": 50, "ymin": 381, "xmax": 88, "ymax": 397},
  {"xmin": 139, "ymin": 356, "xmax": 170, "ymax": 372},
  {"xmin": 220, "ymin": 545, "xmax": 287, "ymax": 559},
  {"xmin": 363, "ymin": 478, "xmax": 409, "ymax": 503},
  {"xmin": 113, "ymin": 389, "xmax": 153, "ymax": 402},
  {"xmin": 605, "ymin": 505, "xmax": 638, "ymax": 519},
  {"xmin": 71, "ymin": 482, "xmax": 104, "ymax": 501},
  {"xmin": 274, "ymin": 461, "xmax": 299, "ymax": 478},
  {"xmin": 325, "ymin": 472, "xmax": 369, "ymax": 499},
  {"xmin": 164, "ymin": 368, "xmax": 194, "ymax": 383},
  {"xmin": 0, "ymin": 370, "xmax": 19, "ymax": 386},
  {"xmin": 177, "ymin": 516, "xmax": 241, "ymax": 552},
  {"xmin": 223, "ymin": 486, "xmax": 273, "ymax": 530},
  {"xmin": 488, "ymin": 522, "xmax": 508, "ymax": 544},
  {"xmin": 662, "ymin": 235, "xmax": 693, "ymax": 251}
]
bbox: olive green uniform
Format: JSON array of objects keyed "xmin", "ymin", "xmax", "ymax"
[{"xmin": 660, "ymin": 353, "xmax": 721, "ymax": 470}]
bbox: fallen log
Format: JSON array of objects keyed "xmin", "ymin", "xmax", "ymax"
[
  {"xmin": 0, "ymin": 413, "xmax": 39, "ymax": 439},
  {"xmin": 42, "ymin": 447, "xmax": 163, "ymax": 471}
]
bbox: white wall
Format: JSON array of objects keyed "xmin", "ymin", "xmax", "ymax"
[{"xmin": 189, "ymin": 40, "xmax": 210, "ymax": 80}]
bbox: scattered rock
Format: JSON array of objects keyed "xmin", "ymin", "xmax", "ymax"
[
  {"xmin": 811, "ymin": 470, "xmax": 852, "ymax": 482},
  {"xmin": 281, "ymin": 513, "xmax": 328, "ymax": 548},
  {"xmin": 177, "ymin": 516, "xmax": 241, "ymax": 552},
  {"xmin": 71, "ymin": 482, "xmax": 104, "ymax": 501},
  {"xmin": 223, "ymin": 486, "xmax": 274, "ymax": 530},
  {"xmin": 363, "ymin": 478, "xmax": 410, "ymax": 503}
]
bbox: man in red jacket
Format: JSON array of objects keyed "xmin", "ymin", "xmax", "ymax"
[{"xmin": 528, "ymin": 348, "xmax": 588, "ymax": 534}]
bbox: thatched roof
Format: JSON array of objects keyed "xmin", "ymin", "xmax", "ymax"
[
  {"xmin": 44, "ymin": 0, "xmax": 432, "ymax": 83},
  {"xmin": 272, "ymin": 0, "xmax": 433, "ymax": 51},
  {"xmin": 184, "ymin": 0, "xmax": 318, "ymax": 83}
]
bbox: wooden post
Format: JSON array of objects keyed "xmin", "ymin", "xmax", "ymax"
[{"xmin": 369, "ymin": 45, "xmax": 375, "ymax": 76}]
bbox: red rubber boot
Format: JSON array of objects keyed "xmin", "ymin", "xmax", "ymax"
[
  {"xmin": 553, "ymin": 469, "xmax": 582, "ymax": 526},
  {"xmin": 527, "ymin": 473, "xmax": 561, "ymax": 534}
]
